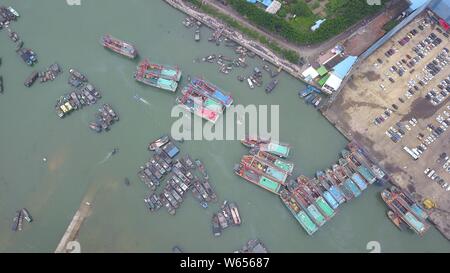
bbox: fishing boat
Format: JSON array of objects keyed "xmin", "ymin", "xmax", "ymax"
[
  {"xmin": 172, "ymin": 246, "xmax": 183, "ymax": 253},
  {"xmin": 313, "ymin": 96, "xmax": 322, "ymax": 108},
  {"xmin": 194, "ymin": 28, "xmax": 200, "ymax": 41},
  {"xmin": 163, "ymin": 189, "xmax": 179, "ymax": 209},
  {"xmin": 18, "ymin": 48, "xmax": 37, "ymax": 66},
  {"xmin": 229, "ymin": 202, "xmax": 241, "ymax": 225},
  {"xmin": 24, "ymin": 71, "xmax": 38, "ymax": 87},
  {"xmin": 181, "ymin": 155, "xmax": 195, "ymax": 169},
  {"xmin": 212, "ymin": 214, "xmax": 221, "ymax": 236},
  {"xmin": 191, "ymin": 185, "xmax": 204, "ymax": 202},
  {"xmin": 201, "ymin": 201, "xmax": 208, "ymax": 209},
  {"xmin": 390, "ymin": 186, "xmax": 428, "ymax": 220},
  {"xmin": 255, "ymin": 151, "xmax": 294, "ymax": 174},
  {"xmin": 134, "ymin": 59, "xmax": 181, "ymax": 92},
  {"xmin": 101, "ymin": 34, "xmax": 138, "ymax": 59},
  {"xmin": 195, "ymin": 159, "xmax": 209, "ymax": 179},
  {"xmin": 217, "ymin": 212, "xmax": 229, "ymax": 229},
  {"xmin": 201, "ymin": 179, "xmax": 217, "ymax": 202},
  {"xmin": 194, "ymin": 180, "xmax": 210, "ymax": 202},
  {"xmin": 89, "ymin": 122, "xmax": 102, "ymax": 133},
  {"xmin": 297, "ymin": 176, "xmax": 336, "ymax": 219},
  {"xmin": 240, "ymin": 136, "xmax": 271, "ymax": 148},
  {"xmin": 311, "ymin": 177, "xmax": 340, "ymax": 209},
  {"xmin": 233, "ymin": 163, "xmax": 281, "ymax": 195},
  {"xmin": 343, "ymin": 178, "xmax": 361, "ymax": 197},
  {"xmin": 138, "ymin": 170, "xmax": 156, "ymax": 191},
  {"xmin": 334, "ymin": 163, "xmax": 361, "ymax": 197},
  {"xmin": 160, "ymin": 193, "xmax": 176, "ymax": 215},
  {"xmin": 182, "ymin": 85, "xmax": 224, "ymax": 113},
  {"xmin": 238, "ymin": 239, "xmax": 269, "ymax": 253},
  {"xmin": 329, "ymin": 166, "xmax": 354, "ymax": 201},
  {"xmin": 7, "ymin": 7, "xmax": 19, "ymax": 17},
  {"xmin": 279, "ymin": 189, "xmax": 318, "ymax": 235},
  {"xmin": 19, "ymin": 209, "xmax": 31, "ymax": 228},
  {"xmin": 265, "ymin": 79, "xmax": 278, "ymax": 93},
  {"xmin": 176, "ymin": 94, "xmax": 220, "ymax": 123},
  {"xmin": 241, "ymin": 155, "xmax": 289, "ymax": 185},
  {"xmin": 69, "ymin": 68, "xmax": 88, "ymax": 82},
  {"xmin": 387, "ymin": 210, "xmax": 409, "ymax": 231},
  {"xmin": 191, "ymin": 77, "xmax": 233, "ymax": 108},
  {"xmin": 148, "ymin": 135, "xmax": 170, "ymax": 151},
  {"xmin": 317, "ymin": 170, "xmax": 345, "ymax": 205},
  {"xmin": 381, "ymin": 189, "xmax": 429, "ymax": 236},
  {"xmin": 259, "ymin": 141, "xmax": 291, "ymax": 158},
  {"xmin": 299, "ymin": 87, "xmax": 313, "ymax": 98},
  {"xmin": 291, "ymin": 188, "xmax": 326, "ymax": 227},
  {"xmin": 351, "ymin": 172, "xmax": 368, "ymax": 191}
]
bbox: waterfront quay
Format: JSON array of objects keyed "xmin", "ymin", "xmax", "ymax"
[
  {"xmin": 163, "ymin": 0, "xmax": 316, "ymax": 88},
  {"xmin": 323, "ymin": 10, "xmax": 450, "ymax": 240}
]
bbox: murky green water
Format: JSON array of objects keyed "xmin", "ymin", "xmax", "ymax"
[{"xmin": 0, "ymin": 0, "xmax": 448, "ymax": 252}]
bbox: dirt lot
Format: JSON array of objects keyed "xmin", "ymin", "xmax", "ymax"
[{"xmin": 324, "ymin": 12, "xmax": 450, "ymax": 239}]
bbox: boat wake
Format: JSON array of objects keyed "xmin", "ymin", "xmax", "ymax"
[
  {"xmin": 133, "ymin": 94, "xmax": 151, "ymax": 107},
  {"xmin": 97, "ymin": 149, "xmax": 117, "ymax": 165}
]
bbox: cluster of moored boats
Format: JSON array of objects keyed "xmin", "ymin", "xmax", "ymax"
[
  {"xmin": 89, "ymin": 104, "xmax": 119, "ymax": 133},
  {"xmin": 11, "ymin": 208, "xmax": 32, "ymax": 232},
  {"xmin": 212, "ymin": 201, "xmax": 241, "ymax": 237},
  {"xmin": 55, "ymin": 69, "xmax": 101, "ymax": 118},
  {"xmin": 381, "ymin": 186, "xmax": 430, "ymax": 236},
  {"xmin": 24, "ymin": 63, "xmax": 62, "ymax": 87},
  {"xmin": 298, "ymin": 84, "xmax": 325, "ymax": 109},
  {"xmin": 184, "ymin": 17, "xmax": 281, "ymax": 92},
  {"xmin": 140, "ymin": 136, "xmax": 180, "ymax": 192},
  {"xmin": 0, "ymin": 6, "xmax": 18, "ymax": 28},
  {"xmin": 281, "ymin": 144, "xmax": 386, "ymax": 235},
  {"xmin": 235, "ymin": 138, "xmax": 388, "ymax": 235},
  {"xmin": 142, "ymin": 135, "xmax": 219, "ymax": 215},
  {"xmin": 176, "ymin": 77, "xmax": 234, "ymax": 123},
  {"xmin": 235, "ymin": 137, "xmax": 292, "ymax": 195},
  {"xmin": 0, "ymin": 7, "xmax": 39, "ymax": 67}
]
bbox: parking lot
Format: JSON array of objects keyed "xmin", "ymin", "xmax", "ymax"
[{"xmin": 324, "ymin": 11, "xmax": 450, "ymax": 238}]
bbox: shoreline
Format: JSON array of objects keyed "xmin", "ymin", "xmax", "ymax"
[{"xmin": 163, "ymin": 0, "xmax": 320, "ymax": 90}]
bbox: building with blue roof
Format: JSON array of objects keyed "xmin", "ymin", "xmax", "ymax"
[
  {"xmin": 247, "ymin": 0, "xmax": 273, "ymax": 7},
  {"xmin": 332, "ymin": 56, "xmax": 358, "ymax": 79},
  {"xmin": 429, "ymin": 0, "xmax": 450, "ymax": 22}
]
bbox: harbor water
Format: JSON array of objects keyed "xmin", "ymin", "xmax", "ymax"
[{"xmin": 0, "ymin": 0, "xmax": 449, "ymax": 252}]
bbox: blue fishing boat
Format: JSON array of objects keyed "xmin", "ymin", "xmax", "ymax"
[
  {"xmin": 351, "ymin": 173, "xmax": 368, "ymax": 191},
  {"xmin": 305, "ymin": 93, "xmax": 317, "ymax": 104},
  {"xmin": 357, "ymin": 165, "xmax": 376, "ymax": 184},
  {"xmin": 344, "ymin": 178, "xmax": 361, "ymax": 197},
  {"xmin": 191, "ymin": 78, "xmax": 233, "ymax": 108},
  {"xmin": 314, "ymin": 172, "xmax": 341, "ymax": 208},
  {"xmin": 320, "ymin": 170, "xmax": 346, "ymax": 204}
]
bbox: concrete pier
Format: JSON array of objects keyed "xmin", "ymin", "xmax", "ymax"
[{"xmin": 55, "ymin": 199, "xmax": 92, "ymax": 253}]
